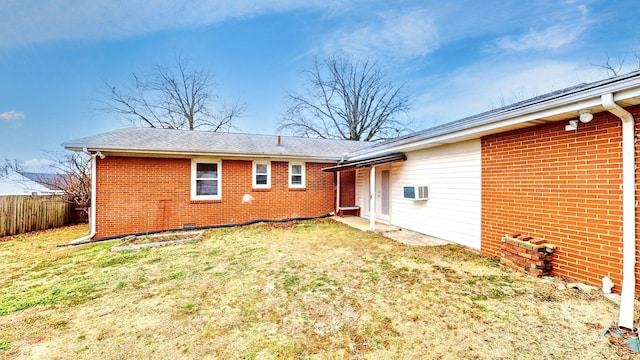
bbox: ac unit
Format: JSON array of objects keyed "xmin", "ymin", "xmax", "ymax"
[{"xmin": 403, "ymin": 185, "xmax": 428, "ymax": 200}]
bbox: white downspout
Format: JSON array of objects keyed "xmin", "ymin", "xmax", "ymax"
[
  {"xmin": 69, "ymin": 149, "xmax": 100, "ymax": 244},
  {"xmin": 370, "ymin": 166, "xmax": 376, "ymax": 231},
  {"xmin": 602, "ymin": 93, "xmax": 636, "ymax": 330},
  {"xmin": 336, "ymin": 171, "xmax": 341, "ymax": 214}
]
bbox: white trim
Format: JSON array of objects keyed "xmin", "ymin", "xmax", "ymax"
[
  {"xmin": 64, "ymin": 147, "xmax": 348, "ymax": 162},
  {"xmin": 191, "ymin": 159, "xmax": 222, "ymax": 200},
  {"xmin": 348, "ymin": 83, "xmax": 640, "ymax": 161},
  {"xmin": 369, "ymin": 166, "xmax": 376, "ymax": 231},
  {"xmin": 335, "ymin": 171, "xmax": 341, "ymax": 211},
  {"xmin": 288, "ymin": 162, "xmax": 306, "ymax": 188},
  {"xmin": 252, "ymin": 161, "xmax": 271, "ymax": 189}
]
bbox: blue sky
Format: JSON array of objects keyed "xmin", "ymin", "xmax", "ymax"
[{"xmin": 1, "ymin": 0, "xmax": 638, "ymax": 166}]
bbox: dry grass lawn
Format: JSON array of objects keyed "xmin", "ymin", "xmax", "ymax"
[{"xmin": 0, "ymin": 219, "xmax": 637, "ymax": 359}]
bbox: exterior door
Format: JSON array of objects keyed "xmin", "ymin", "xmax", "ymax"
[
  {"xmin": 363, "ymin": 166, "xmax": 391, "ymax": 222},
  {"xmin": 376, "ymin": 169, "xmax": 391, "ymax": 221}
]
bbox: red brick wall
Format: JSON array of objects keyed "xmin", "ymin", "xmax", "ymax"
[
  {"xmin": 482, "ymin": 105, "xmax": 640, "ymax": 292},
  {"xmin": 339, "ymin": 171, "xmax": 356, "ymax": 206},
  {"xmin": 95, "ymin": 157, "xmax": 336, "ymax": 238}
]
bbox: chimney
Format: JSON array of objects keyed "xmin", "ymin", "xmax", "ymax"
[{"xmin": 277, "ymin": 135, "xmax": 282, "ymax": 146}]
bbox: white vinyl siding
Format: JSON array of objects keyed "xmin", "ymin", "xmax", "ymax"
[
  {"xmin": 354, "ymin": 140, "xmax": 481, "ymax": 249},
  {"xmin": 390, "ymin": 140, "xmax": 481, "ymax": 249},
  {"xmin": 355, "ymin": 169, "xmax": 367, "ymax": 215}
]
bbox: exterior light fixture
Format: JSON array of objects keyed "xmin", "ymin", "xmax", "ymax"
[
  {"xmin": 579, "ymin": 109, "xmax": 593, "ymax": 123},
  {"xmin": 565, "ymin": 119, "xmax": 579, "ymax": 131}
]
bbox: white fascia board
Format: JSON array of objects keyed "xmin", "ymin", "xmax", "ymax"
[
  {"xmin": 63, "ymin": 146, "xmax": 341, "ymax": 162},
  {"xmin": 351, "ymin": 84, "xmax": 640, "ymax": 161}
]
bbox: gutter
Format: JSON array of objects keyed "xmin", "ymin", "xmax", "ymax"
[
  {"xmin": 349, "ymin": 82, "xmax": 640, "ymax": 161},
  {"xmin": 601, "ymin": 93, "xmax": 636, "ymax": 330},
  {"xmin": 62, "ymin": 147, "xmax": 349, "ymax": 163}
]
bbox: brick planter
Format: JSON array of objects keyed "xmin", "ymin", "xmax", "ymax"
[{"xmin": 500, "ymin": 234, "xmax": 556, "ymax": 276}]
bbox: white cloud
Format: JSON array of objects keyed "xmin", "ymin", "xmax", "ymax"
[
  {"xmin": 0, "ymin": 110, "xmax": 25, "ymax": 121},
  {"xmin": 0, "ymin": 0, "xmax": 358, "ymax": 50},
  {"xmin": 323, "ymin": 8, "xmax": 440, "ymax": 60},
  {"xmin": 22, "ymin": 158, "xmax": 55, "ymax": 169},
  {"xmin": 495, "ymin": 25, "xmax": 584, "ymax": 52},
  {"xmin": 492, "ymin": 4, "xmax": 591, "ymax": 52}
]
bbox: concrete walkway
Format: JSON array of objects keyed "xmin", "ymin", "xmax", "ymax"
[{"xmin": 332, "ymin": 216, "xmax": 451, "ymax": 247}]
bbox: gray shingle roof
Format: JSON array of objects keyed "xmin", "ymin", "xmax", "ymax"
[
  {"xmin": 349, "ymin": 69, "xmax": 640, "ymax": 157},
  {"xmin": 64, "ymin": 71, "xmax": 640, "ymax": 162},
  {"xmin": 62, "ymin": 127, "xmax": 373, "ymax": 160}
]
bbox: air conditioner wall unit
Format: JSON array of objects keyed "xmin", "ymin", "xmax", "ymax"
[{"xmin": 403, "ymin": 185, "xmax": 428, "ymax": 200}]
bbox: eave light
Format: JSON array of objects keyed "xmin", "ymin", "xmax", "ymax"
[{"xmin": 579, "ymin": 109, "xmax": 594, "ymax": 123}]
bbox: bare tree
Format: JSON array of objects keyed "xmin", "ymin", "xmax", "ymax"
[
  {"xmin": 591, "ymin": 45, "xmax": 640, "ymax": 78},
  {"xmin": 590, "ymin": 53, "xmax": 628, "ymax": 77},
  {"xmin": 44, "ymin": 152, "xmax": 92, "ymax": 215},
  {"xmin": 100, "ymin": 56, "xmax": 245, "ymax": 131},
  {"xmin": 279, "ymin": 56, "xmax": 413, "ymax": 141},
  {"xmin": 1, "ymin": 153, "xmax": 91, "ymax": 215}
]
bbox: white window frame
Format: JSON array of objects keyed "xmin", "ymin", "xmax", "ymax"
[
  {"xmin": 252, "ymin": 161, "xmax": 271, "ymax": 188},
  {"xmin": 289, "ymin": 162, "xmax": 306, "ymax": 188},
  {"xmin": 191, "ymin": 159, "xmax": 222, "ymax": 200}
]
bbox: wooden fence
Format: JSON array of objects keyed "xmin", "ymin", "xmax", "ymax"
[{"xmin": 0, "ymin": 195, "xmax": 71, "ymax": 237}]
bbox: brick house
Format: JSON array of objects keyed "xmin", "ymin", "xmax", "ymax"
[
  {"xmin": 62, "ymin": 128, "xmax": 371, "ymax": 239},
  {"xmin": 322, "ymin": 70, "xmax": 640, "ymax": 328},
  {"xmin": 65, "ymin": 70, "xmax": 640, "ymax": 328}
]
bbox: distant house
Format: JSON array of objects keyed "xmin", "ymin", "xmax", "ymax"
[
  {"xmin": 63, "ymin": 70, "xmax": 640, "ymax": 328},
  {"xmin": 0, "ymin": 171, "xmax": 65, "ymax": 196}
]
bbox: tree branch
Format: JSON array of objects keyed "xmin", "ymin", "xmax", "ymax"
[
  {"xmin": 98, "ymin": 55, "xmax": 244, "ymax": 132},
  {"xmin": 279, "ymin": 56, "xmax": 412, "ymax": 141}
]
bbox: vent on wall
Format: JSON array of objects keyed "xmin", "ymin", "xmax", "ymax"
[{"xmin": 403, "ymin": 185, "xmax": 428, "ymax": 200}]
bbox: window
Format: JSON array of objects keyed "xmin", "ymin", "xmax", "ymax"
[
  {"xmin": 253, "ymin": 161, "xmax": 271, "ymax": 188},
  {"xmin": 191, "ymin": 160, "xmax": 221, "ymax": 200},
  {"xmin": 289, "ymin": 162, "xmax": 305, "ymax": 188}
]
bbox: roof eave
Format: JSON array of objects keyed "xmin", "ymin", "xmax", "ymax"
[
  {"xmin": 322, "ymin": 153, "xmax": 407, "ymax": 172},
  {"xmin": 350, "ymin": 80, "xmax": 640, "ymax": 160},
  {"xmin": 63, "ymin": 145, "xmax": 343, "ymax": 162}
]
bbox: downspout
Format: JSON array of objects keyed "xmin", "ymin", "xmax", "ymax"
[
  {"xmin": 336, "ymin": 153, "xmax": 348, "ymax": 216},
  {"xmin": 370, "ymin": 166, "xmax": 376, "ymax": 230},
  {"xmin": 601, "ymin": 93, "xmax": 636, "ymax": 330},
  {"xmin": 336, "ymin": 171, "xmax": 341, "ymax": 214},
  {"xmin": 69, "ymin": 149, "xmax": 102, "ymax": 244}
]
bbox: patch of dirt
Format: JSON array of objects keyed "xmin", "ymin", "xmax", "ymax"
[
  {"xmin": 120, "ymin": 231, "xmax": 202, "ymax": 245},
  {"xmin": 266, "ymin": 220, "xmax": 299, "ymax": 229}
]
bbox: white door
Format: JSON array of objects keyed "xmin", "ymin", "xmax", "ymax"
[
  {"xmin": 364, "ymin": 167, "xmax": 391, "ymax": 222},
  {"xmin": 377, "ymin": 168, "xmax": 391, "ymax": 221}
]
